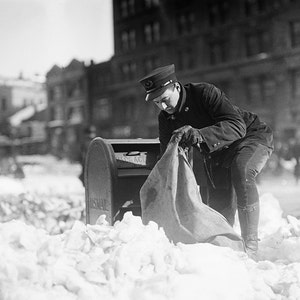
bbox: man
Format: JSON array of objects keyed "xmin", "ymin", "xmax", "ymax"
[{"xmin": 139, "ymin": 64, "xmax": 273, "ymax": 259}]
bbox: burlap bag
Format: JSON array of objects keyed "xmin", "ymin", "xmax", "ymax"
[{"xmin": 140, "ymin": 141, "xmax": 245, "ymax": 252}]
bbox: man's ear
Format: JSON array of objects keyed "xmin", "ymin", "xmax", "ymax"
[{"xmin": 175, "ymin": 83, "xmax": 180, "ymax": 91}]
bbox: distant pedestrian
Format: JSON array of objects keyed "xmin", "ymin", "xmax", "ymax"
[
  {"xmin": 290, "ymin": 137, "xmax": 300, "ymax": 184},
  {"xmin": 0, "ymin": 136, "xmax": 25, "ymax": 179}
]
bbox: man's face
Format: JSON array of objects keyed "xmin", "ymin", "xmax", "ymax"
[{"xmin": 152, "ymin": 84, "xmax": 180, "ymax": 114}]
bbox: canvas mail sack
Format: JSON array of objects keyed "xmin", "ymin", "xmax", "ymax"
[{"xmin": 140, "ymin": 142, "xmax": 245, "ymax": 252}]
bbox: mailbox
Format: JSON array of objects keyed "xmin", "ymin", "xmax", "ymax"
[{"xmin": 85, "ymin": 137, "xmax": 160, "ymax": 225}]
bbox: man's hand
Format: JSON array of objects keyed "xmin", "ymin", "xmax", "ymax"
[{"xmin": 171, "ymin": 125, "xmax": 203, "ymax": 148}]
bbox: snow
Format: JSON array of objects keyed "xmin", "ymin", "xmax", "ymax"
[
  {"xmin": 9, "ymin": 102, "xmax": 47, "ymax": 126},
  {"xmin": 0, "ymin": 155, "xmax": 300, "ymax": 299},
  {"xmin": 0, "ymin": 155, "xmax": 85, "ymax": 234}
]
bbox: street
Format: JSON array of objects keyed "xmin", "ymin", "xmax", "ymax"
[{"xmin": 259, "ymin": 170, "xmax": 300, "ymax": 217}]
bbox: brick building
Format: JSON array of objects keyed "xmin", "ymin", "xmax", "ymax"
[
  {"xmin": 46, "ymin": 59, "xmax": 87, "ymax": 160},
  {"xmin": 45, "ymin": 0, "xmax": 300, "ymax": 159},
  {"xmin": 88, "ymin": 0, "xmax": 300, "ymax": 142}
]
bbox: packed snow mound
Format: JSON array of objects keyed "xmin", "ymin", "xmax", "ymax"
[
  {"xmin": 1, "ymin": 212, "xmax": 300, "ymax": 300},
  {"xmin": 0, "ymin": 212, "xmax": 300, "ymax": 300},
  {"xmin": 1, "ymin": 155, "xmax": 300, "ymax": 299},
  {"xmin": 0, "ymin": 155, "xmax": 85, "ymax": 234}
]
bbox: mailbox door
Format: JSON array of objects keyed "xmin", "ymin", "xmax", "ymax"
[{"xmin": 85, "ymin": 138, "xmax": 117, "ymax": 225}]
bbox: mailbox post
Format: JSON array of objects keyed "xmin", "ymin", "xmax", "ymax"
[{"xmin": 85, "ymin": 137, "xmax": 160, "ymax": 225}]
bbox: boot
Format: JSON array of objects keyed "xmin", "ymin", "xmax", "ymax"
[{"xmin": 238, "ymin": 203, "xmax": 259, "ymax": 260}]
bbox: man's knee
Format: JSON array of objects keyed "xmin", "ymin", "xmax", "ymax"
[{"xmin": 231, "ymin": 159, "xmax": 257, "ymax": 186}]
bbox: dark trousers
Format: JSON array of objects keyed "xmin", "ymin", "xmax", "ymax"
[{"xmin": 205, "ymin": 143, "xmax": 272, "ymax": 225}]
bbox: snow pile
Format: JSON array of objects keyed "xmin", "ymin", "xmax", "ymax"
[
  {"xmin": 0, "ymin": 213, "xmax": 272, "ymax": 300},
  {"xmin": 1, "ymin": 211, "xmax": 300, "ymax": 300},
  {"xmin": 0, "ymin": 155, "xmax": 85, "ymax": 234},
  {"xmin": 1, "ymin": 155, "xmax": 300, "ymax": 299}
]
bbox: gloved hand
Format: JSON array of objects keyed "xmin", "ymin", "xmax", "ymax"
[{"xmin": 171, "ymin": 125, "xmax": 203, "ymax": 148}]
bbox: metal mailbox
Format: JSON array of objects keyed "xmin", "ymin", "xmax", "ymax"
[{"xmin": 85, "ymin": 137, "xmax": 160, "ymax": 225}]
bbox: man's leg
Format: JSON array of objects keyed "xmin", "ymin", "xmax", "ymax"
[
  {"xmin": 231, "ymin": 143, "xmax": 272, "ymax": 259},
  {"xmin": 206, "ymin": 166, "xmax": 236, "ymax": 226}
]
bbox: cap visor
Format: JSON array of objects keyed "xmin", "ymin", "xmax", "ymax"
[{"xmin": 145, "ymin": 85, "xmax": 170, "ymax": 101}]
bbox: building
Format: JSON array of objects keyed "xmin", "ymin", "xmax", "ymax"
[
  {"xmin": 88, "ymin": 0, "xmax": 300, "ymax": 142},
  {"xmin": 86, "ymin": 60, "xmax": 113, "ymax": 138},
  {"xmin": 46, "ymin": 59, "xmax": 88, "ymax": 160},
  {"xmin": 0, "ymin": 75, "xmax": 46, "ymax": 125},
  {"xmin": 0, "ymin": 75, "xmax": 47, "ymax": 152}
]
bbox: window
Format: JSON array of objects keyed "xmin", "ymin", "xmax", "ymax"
[
  {"xmin": 66, "ymin": 80, "xmax": 82, "ymax": 98},
  {"xmin": 1, "ymin": 98, "xmax": 7, "ymax": 111},
  {"xmin": 120, "ymin": 62, "xmax": 137, "ymax": 81},
  {"xmin": 54, "ymin": 106, "xmax": 64, "ymax": 120},
  {"xmin": 66, "ymin": 83, "xmax": 74, "ymax": 98},
  {"xmin": 53, "ymin": 86, "xmax": 62, "ymax": 100},
  {"xmin": 245, "ymin": 76, "xmax": 275, "ymax": 106},
  {"xmin": 262, "ymin": 78, "xmax": 275, "ymax": 104},
  {"xmin": 177, "ymin": 48, "xmax": 194, "ymax": 70},
  {"xmin": 128, "ymin": 0, "xmax": 135, "ymax": 14},
  {"xmin": 95, "ymin": 98, "xmax": 112, "ymax": 121},
  {"xmin": 143, "ymin": 56, "xmax": 159, "ymax": 73},
  {"xmin": 121, "ymin": 29, "xmax": 136, "ymax": 51},
  {"xmin": 50, "ymin": 107, "xmax": 55, "ymax": 120},
  {"xmin": 121, "ymin": 31, "xmax": 129, "ymax": 51},
  {"xmin": 244, "ymin": 0, "xmax": 267, "ymax": 16},
  {"xmin": 177, "ymin": 12, "xmax": 195, "ymax": 35},
  {"xmin": 95, "ymin": 73, "xmax": 110, "ymax": 89},
  {"xmin": 67, "ymin": 106, "xmax": 83, "ymax": 123},
  {"xmin": 144, "ymin": 21, "xmax": 160, "ymax": 44},
  {"xmin": 209, "ymin": 40, "xmax": 228, "ymax": 64},
  {"xmin": 245, "ymin": 30, "xmax": 270, "ymax": 57},
  {"xmin": 114, "ymin": 97, "xmax": 138, "ymax": 124},
  {"xmin": 120, "ymin": 0, "xmax": 135, "ymax": 18},
  {"xmin": 129, "ymin": 30, "xmax": 136, "ymax": 49},
  {"xmin": 290, "ymin": 21, "xmax": 300, "ymax": 47},
  {"xmin": 121, "ymin": 1, "xmax": 128, "ymax": 18},
  {"xmin": 208, "ymin": 0, "xmax": 229, "ymax": 26},
  {"xmin": 245, "ymin": 77, "xmax": 261, "ymax": 105},
  {"xmin": 144, "ymin": 0, "xmax": 159, "ymax": 8},
  {"xmin": 48, "ymin": 89, "xmax": 54, "ymax": 101}
]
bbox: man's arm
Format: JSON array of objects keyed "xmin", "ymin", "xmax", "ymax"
[{"xmin": 197, "ymin": 83, "xmax": 246, "ymax": 153}]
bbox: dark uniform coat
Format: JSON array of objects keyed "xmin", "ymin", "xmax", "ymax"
[{"xmin": 158, "ymin": 82, "xmax": 273, "ymax": 188}]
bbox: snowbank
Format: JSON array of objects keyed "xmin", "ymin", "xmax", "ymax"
[
  {"xmin": 1, "ymin": 212, "xmax": 300, "ymax": 300},
  {"xmin": 1, "ymin": 155, "xmax": 300, "ymax": 299},
  {"xmin": 0, "ymin": 155, "xmax": 85, "ymax": 234}
]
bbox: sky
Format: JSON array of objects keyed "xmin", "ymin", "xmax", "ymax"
[{"xmin": 0, "ymin": 0, "xmax": 114, "ymax": 79}]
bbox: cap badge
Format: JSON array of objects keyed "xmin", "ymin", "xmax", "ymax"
[{"xmin": 145, "ymin": 80, "xmax": 153, "ymax": 89}]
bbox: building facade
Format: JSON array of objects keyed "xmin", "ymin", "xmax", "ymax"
[
  {"xmin": 46, "ymin": 59, "xmax": 88, "ymax": 160},
  {"xmin": 88, "ymin": 0, "xmax": 300, "ymax": 142},
  {"xmin": 0, "ymin": 75, "xmax": 47, "ymax": 150},
  {"xmin": 0, "ymin": 76, "xmax": 46, "ymax": 124},
  {"xmin": 45, "ymin": 0, "xmax": 300, "ymax": 159}
]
